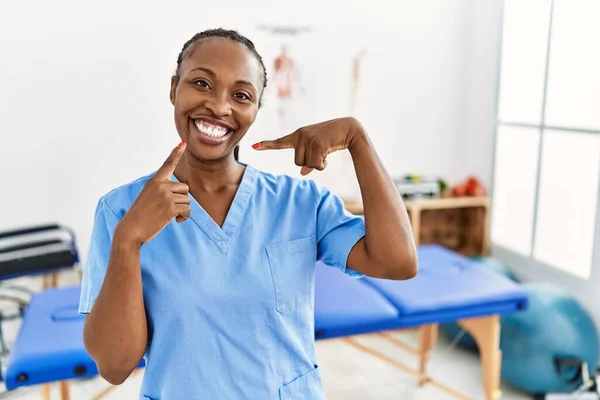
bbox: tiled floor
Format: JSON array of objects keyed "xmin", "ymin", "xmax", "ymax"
[{"xmin": 0, "ymin": 273, "xmax": 533, "ymax": 399}]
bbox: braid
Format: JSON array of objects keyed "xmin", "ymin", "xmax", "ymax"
[{"xmin": 176, "ymin": 28, "xmax": 268, "ymax": 107}]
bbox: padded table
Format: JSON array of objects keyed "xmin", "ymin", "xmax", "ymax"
[
  {"xmin": 4, "ymin": 287, "xmax": 97, "ymax": 393},
  {"xmin": 315, "ymin": 244, "xmax": 528, "ymax": 400},
  {"xmin": 4, "ymin": 286, "xmax": 145, "ymax": 400}
]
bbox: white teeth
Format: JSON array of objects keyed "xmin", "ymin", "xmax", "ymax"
[{"xmin": 194, "ymin": 120, "xmax": 229, "ymax": 138}]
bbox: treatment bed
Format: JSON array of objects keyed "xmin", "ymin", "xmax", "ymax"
[
  {"xmin": 315, "ymin": 244, "xmax": 528, "ymax": 399},
  {"xmin": 3, "ymin": 245, "xmax": 527, "ymax": 400}
]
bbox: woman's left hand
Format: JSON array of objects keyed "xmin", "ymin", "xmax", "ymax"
[{"xmin": 252, "ymin": 117, "xmax": 364, "ymax": 175}]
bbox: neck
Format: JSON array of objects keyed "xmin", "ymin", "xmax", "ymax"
[{"xmin": 173, "ymin": 152, "xmax": 245, "ymax": 192}]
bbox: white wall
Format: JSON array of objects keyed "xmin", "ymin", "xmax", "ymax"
[
  {"xmin": 465, "ymin": 0, "xmax": 505, "ymax": 188},
  {"xmin": 0, "ymin": 0, "xmax": 501, "ymax": 259}
]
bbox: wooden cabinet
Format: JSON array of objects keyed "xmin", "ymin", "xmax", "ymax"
[{"xmin": 343, "ymin": 197, "xmax": 490, "ymax": 257}]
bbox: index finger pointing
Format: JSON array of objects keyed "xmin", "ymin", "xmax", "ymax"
[
  {"xmin": 253, "ymin": 133, "xmax": 296, "ymax": 150},
  {"xmin": 155, "ymin": 141, "xmax": 186, "ymax": 180}
]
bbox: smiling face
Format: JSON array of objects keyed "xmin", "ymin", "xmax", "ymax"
[{"xmin": 170, "ymin": 38, "xmax": 264, "ymax": 162}]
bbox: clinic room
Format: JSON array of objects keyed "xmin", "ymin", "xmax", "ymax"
[{"xmin": 0, "ymin": 0, "xmax": 599, "ymax": 399}]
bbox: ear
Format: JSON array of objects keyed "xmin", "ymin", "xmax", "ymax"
[{"xmin": 170, "ymin": 75, "xmax": 178, "ymax": 106}]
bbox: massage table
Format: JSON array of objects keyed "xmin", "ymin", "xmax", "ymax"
[
  {"xmin": 3, "ymin": 245, "xmax": 527, "ymax": 400},
  {"xmin": 0, "ymin": 223, "xmax": 83, "ymax": 399},
  {"xmin": 4, "ymin": 286, "xmax": 145, "ymax": 400},
  {"xmin": 315, "ymin": 244, "xmax": 528, "ymax": 400},
  {"xmin": 4, "ymin": 287, "xmax": 97, "ymax": 398}
]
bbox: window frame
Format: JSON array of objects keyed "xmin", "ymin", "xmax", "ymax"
[{"xmin": 491, "ymin": 0, "xmax": 600, "ymax": 281}]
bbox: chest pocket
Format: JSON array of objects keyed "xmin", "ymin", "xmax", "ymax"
[{"xmin": 266, "ymin": 236, "xmax": 317, "ymax": 315}]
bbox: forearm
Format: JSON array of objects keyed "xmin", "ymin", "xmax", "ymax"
[
  {"xmin": 349, "ymin": 123, "xmax": 417, "ymax": 279},
  {"xmin": 83, "ymin": 230, "xmax": 148, "ymax": 384}
]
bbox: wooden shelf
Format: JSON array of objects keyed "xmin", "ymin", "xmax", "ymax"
[
  {"xmin": 405, "ymin": 196, "xmax": 489, "ymax": 210},
  {"xmin": 343, "ymin": 197, "xmax": 490, "ymax": 257}
]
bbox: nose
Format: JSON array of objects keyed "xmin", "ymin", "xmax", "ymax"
[{"xmin": 205, "ymin": 92, "xmax": 232, "ymax": 117}]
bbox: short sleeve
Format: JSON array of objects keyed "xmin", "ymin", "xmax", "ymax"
[
  {"xmin": 312, "ymin": 182, "xmax": 366, "ymax": 278},
  {"xmin": 78, "ymin": 197, "xmax": 121, "ymax": 314}
]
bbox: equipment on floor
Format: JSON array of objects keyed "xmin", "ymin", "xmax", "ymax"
[
  {"xmin": 314, "ymin": 245, "xmax": 528, "ymax": 400},
  {"xmin": 536, "ymin": 364, "xmax": 599, "ymax": 399},
  {"xmin": 501, "ymin": 283, "xmax": 599, "ymax": 397}
]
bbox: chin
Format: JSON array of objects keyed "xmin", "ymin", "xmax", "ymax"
[{"xmin": 189, "ymin": 146, "xmax": 235, "ymax": 162}]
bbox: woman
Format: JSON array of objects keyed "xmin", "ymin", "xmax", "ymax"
[{"xmin": 80, "ymin": 28, "xmax": 417, "ymax": 399}]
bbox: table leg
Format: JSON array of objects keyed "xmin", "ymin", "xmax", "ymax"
[
  {"xmin": 459, "ymin": 315, "xmax": 502, "ymax": 400},
  {"xmin": 41, "ymin": 384, "xmax": 51, "ymax": 400},
  {"xmin": 51, "ymin": 272, "xmax": 59, "ymax": 288},
  {"xmin": 410, "ymin": 206, "xmax": 421, "ymax": 245},
  {"xmin": 59, "ymin": 381, "xmax": 70, "ymax": 400},
  {"xmin": 42, "ymin": 272, "xmax": 59, "ymax": 289},
  {"xmin": 418, "ymin": 324, "xmax": 439, "ymax": 385}
]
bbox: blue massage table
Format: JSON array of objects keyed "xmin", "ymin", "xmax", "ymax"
[
  {"xmin": 4, "ymin": 287, "xmax": 97, "ymax": 399},
  {"xmin": 0, "ymin": 224, "xmax": 82, "ymax": 400},
  {"xmin": 315, "ymin": 244, "xmax": 528, "ymax": 400},
  {"xmin": 3, "ymin": 245, "xmax": 527, "ymax": 400}
]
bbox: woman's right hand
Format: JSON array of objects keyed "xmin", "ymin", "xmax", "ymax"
[{"xmin": 116, "ymin": 141, "xmax": 191, "ymax": 246}]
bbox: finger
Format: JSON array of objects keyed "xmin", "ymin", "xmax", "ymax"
[
  {"xmin": 301, "ymin": 159, "xmax": 328, "ymax": 176},
  {"xmin": 174, "ymin": 204, "xmax": 191, "ymax": 223},
  {"xmin": 309, "ymin": 152, "xmax": 328, "ymax": 171},
  {"xmin": 301, "ymin": 145, "xmax": 328, "ymax": 176},
  {"xmin": 171, "ymin": 193, "xmax": 190, "ymax": 205},
  {"xmin": 300, "ymin": 166, "xmax": 314, "ymax": 176},
  {"xmin": 155, "ymin": 141, "xmax": 186, "ymax": 180},
  {"xmin": 294, "ymin": 142, "xmax": 307, "ymax": 167},
  {"xmin": 253, "ymin": 133, "xmax": 296, "ymax": 150},
  {"xmin": 167, "ymin": 182, "xmax": 190, "ymax": 195},
  {"xmin": 301, "ymin": 143, "xmax": 315, "ymax": 176}
]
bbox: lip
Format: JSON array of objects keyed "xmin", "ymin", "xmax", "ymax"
[{"xmin": 189, "ymin": 119, "xmax": 234, "ymax": 146}]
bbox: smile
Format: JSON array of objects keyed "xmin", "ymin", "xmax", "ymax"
[{"xmin": 194, "ymin": 119, "xmax": 231, "ymax": 138}]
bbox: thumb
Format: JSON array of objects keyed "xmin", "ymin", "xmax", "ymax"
[{"xmin": 155, "ymin": 140, "xmax": 186, "ymax": 180}]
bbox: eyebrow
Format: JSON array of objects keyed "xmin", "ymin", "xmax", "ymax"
[{"xmin": 190, "ymin": 66, "xmax": 257, "ymax": 91}]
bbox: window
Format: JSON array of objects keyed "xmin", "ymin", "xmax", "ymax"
[{"xmin": 492, "ymin": 0, "xmax": 600, "ymax": 279}]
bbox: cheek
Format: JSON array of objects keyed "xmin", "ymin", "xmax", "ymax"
[
  {"xmin": 174, "ymin": 86, "xmax": 198, "ymax": 113},
  {"xmin": 238, "ymin": 107, "xmax": 258, "ymax": 129}
]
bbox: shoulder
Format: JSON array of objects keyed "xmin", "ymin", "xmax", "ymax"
[
  {"xmin": 98, "ymin": 171, "xmax": 156, "ymax": 219},
  {"xmin": 252, "ymin": 167, "xmax": 321, "ymax": 203}
]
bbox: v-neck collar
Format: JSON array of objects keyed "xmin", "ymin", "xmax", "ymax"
[{"xmin": 171, "ymin": 163, "xmax": 258, "ymax": 254}]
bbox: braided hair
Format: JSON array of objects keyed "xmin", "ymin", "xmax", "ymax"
[{"xmin": 175, "ymin": 28, "xmax": 268, "ymax": 106}]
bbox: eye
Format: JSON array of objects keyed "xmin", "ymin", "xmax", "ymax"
[
  {"xmin": 234, "ymin": 92, "xmax": 251, "ymax": 101},
  {"xmin": 193, "ymin": 79, "xmax": 210, "ymax": 89}
]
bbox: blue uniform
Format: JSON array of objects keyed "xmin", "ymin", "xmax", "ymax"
[{"xmin": 79, "ymin": 164, "xmax": 366, "ymax": 400}]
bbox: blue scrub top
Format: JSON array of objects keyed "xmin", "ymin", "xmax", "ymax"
[{"xmin": 79, "ymin": 164, "xmax": 365, "ymax": 400}]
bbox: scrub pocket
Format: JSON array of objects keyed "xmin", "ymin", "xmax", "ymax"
[
  {"xmin": 266, "ymin": 236, "xmax": 317, "ymax": 315},
  {"xmin": 279, "ymin": 365, "xmax": 325, "ymax": 400}
]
